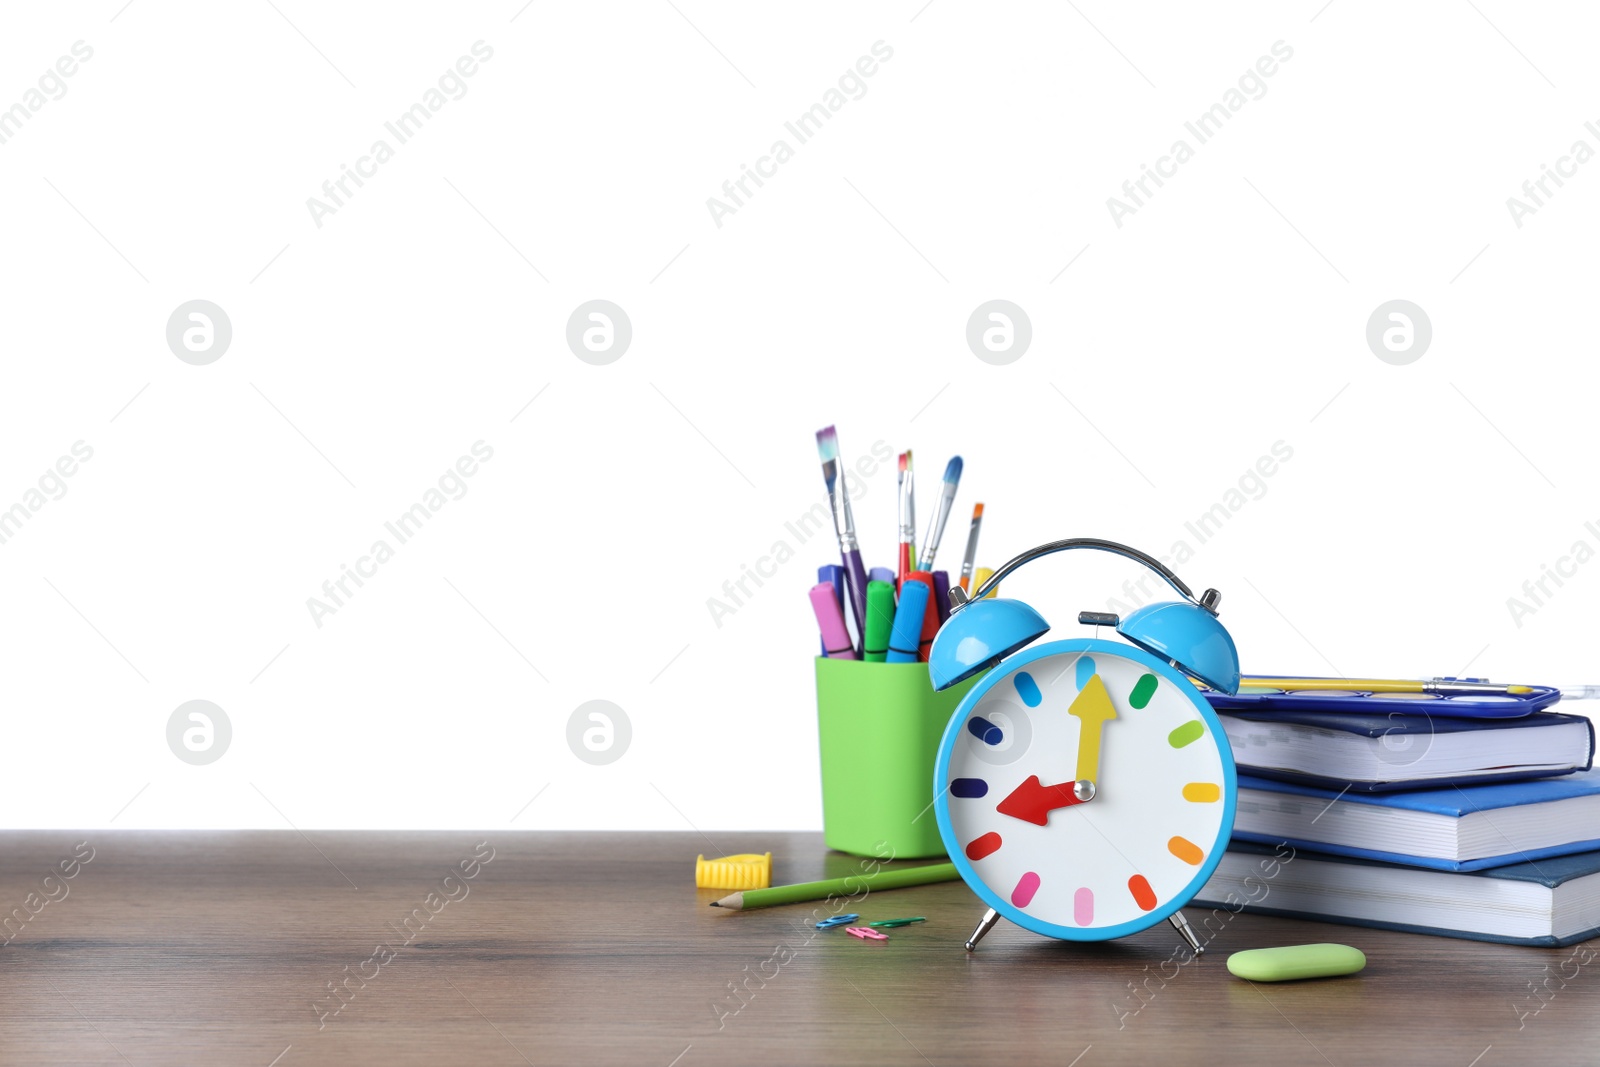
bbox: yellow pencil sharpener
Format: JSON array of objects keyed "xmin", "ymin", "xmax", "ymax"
[{"xmin": 695, "ymin": 852, "xmax": 772, "ymax": 890}]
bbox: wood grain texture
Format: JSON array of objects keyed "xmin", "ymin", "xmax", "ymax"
[{"xmin": 0, "ymin": 830, "xmax": 1590, "ymax": 1066}]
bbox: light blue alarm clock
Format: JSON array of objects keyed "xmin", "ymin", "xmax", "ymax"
[{"xmin": 928, "ymin": 538, "xmax": 1242, "ymax": 953}]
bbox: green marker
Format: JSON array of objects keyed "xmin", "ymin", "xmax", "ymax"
[
  {"xmin": 708, "ymin": 862, "xmax": 959, "ymax": 911},
  {"xmin": 863, "ymin": 580, "xmax": 897, "ymax": 662}
]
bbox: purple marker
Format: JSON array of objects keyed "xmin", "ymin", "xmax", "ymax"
[
  {"xmin": 932, "ymin": 570, "xmax": 952, "ymax": 625},
  {"xmin": 818, "ymin": 565, "xmax": 847, "ymax": 655}
]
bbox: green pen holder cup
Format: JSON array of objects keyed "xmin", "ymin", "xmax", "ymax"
[{"xmin": 814, "ymin": 657, "xmax": 982, "ymax": 859}]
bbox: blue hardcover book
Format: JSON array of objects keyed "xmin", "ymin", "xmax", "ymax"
[
  {"xmin": 1233, "ymin": 769, "xmax": 1600, "ymax": 871},
  {"xmin": 1220, "ymin": 708, "xmax": 1594, "ymax": 792},
  {"xmin": 1198, "ymin": 840, "xmax": 1600, "ymax": 946}
]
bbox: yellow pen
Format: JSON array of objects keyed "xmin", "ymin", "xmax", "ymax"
[
  {"xmin": 971, "ymin": 566, "xmax": 997, "ymax": 599},
  {"xmin": 1239, "ymin": 677, "xmax": 1534, "ymax": 696}
]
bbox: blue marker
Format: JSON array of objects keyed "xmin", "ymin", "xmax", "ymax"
[
  {"xmin": 869, "ymin": 566, "xmax": 895, "ymax": 585},
  {"xmin": 885, "ymin": 580, "xmax": 930, "ymax": 663}
]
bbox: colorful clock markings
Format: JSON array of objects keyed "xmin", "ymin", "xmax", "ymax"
[
  {"xmin": 1128, "ymin": 874, "xmax": 1157, "ymax": 911},
  {"xmin": 968, "ymin": 717, "xmax": 1003, "ymax": 745},
  {"xmin": 1074, "ymin": 887, "xmax": 1094, "ymax": 926},
  {"xmin": 1012, "ymin": 871, "xmax": 1041, "ymax": 908},
  {"xmin": 1012, "ymin": 671, "xmax": 1042, "ymax": 707},
  {"xmin": 1167, "ymin": 720, "xmax": 1204, "ymax": 749},
  {"xmin": 1129, "ymin": 673, "xmax": 1159, "ymax": 709},
  {"xmin": 965, "ymin": 831, "xmax": 1003, "ymax": 861},
  {"xmin": 1167, "ymin": 836, "xmax": 1204, "ymax": 865},
  {"xmin": 939, "ymin": 647, "xmax": 1231, "ymax": 939}
]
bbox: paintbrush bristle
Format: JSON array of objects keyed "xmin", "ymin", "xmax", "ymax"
[
  {"xmin": 816, "ymin": 426, "xmax": 840, "ymax": 493},
  {"xmin": 973, "ymin": 502, "xmax": 984, "ymax": 518},
  {"xmin": 815, "ymin": 425, "xmax": 839, "ymax": 462},
  {"xmin": 898, "ymin": 451, "xmax": 907, "ymax": 473},
  {"xmin": 904, "ymin": 449, "xmax": 913, "ymax": 472},
  {"xmin": 943, "ymin": 456, "xmax": 963, "ymax": 484}
]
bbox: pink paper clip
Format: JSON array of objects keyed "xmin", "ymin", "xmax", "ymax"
[{"xmin": 845, "ymin": 926, "xmax": 888, "ymax": 941}]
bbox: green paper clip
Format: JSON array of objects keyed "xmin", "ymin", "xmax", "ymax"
[{"xmin": 868, "ymin": 917, "xmax": 927, "ymax": 928}]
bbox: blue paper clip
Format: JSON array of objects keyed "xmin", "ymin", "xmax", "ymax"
[{"xmin": 815, "ymin": 913, "xmax": 860, "ymax": 929}]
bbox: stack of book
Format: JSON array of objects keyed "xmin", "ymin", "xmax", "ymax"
[{"xmin": 1194, "ymin": 689, "xmax": 1600, "ymax": 945}]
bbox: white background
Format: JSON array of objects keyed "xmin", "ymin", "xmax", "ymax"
[{"xmin": 1, "ymin": 1, "xmax": 1596, "ymax": 831}]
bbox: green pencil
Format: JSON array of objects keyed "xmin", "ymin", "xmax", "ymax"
[{"xmin": 708, "ymin": 862, "xmax": 960, "ymax": 911}]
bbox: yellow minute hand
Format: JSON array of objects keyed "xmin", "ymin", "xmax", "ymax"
[{"xmin": 1067, "ymin": 673, "xmax": 1119, "ymax": 784}]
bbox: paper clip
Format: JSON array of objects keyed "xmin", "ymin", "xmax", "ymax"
[
  {"xmin": 815, "ymin": 913, "xmax": 860, "ymax": 929},
  {"xmin": 868, "ymin": 917, "xmax": 926, "ymax": 928},
  {"xmin": 845, "ymin": 926, "xmax": 889, "ymax": 941}
]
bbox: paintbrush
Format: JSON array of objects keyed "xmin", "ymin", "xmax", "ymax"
[
  {"xmin": 816, "ymin": 426, "xmax": 867, "ymax": 652},
  {"xmin": 958, "ymin": 503, "xmax": 984, "ymax": 592},
  {"xmin": 918, "ymin": 456, "xmax": 963, "ymax": 574},
  {"xmin": 897, "ymin": 450, "xmax": 915, "ymax": 584}
]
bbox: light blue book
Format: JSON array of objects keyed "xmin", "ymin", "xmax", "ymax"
[{"xmin": 1231, "ymin": 768, "xmax": 1600, "ymax": 871}]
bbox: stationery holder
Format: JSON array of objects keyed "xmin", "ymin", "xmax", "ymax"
[{"xmin": 814, "ymin": 657, "xmax": 981, "ymax": 859}]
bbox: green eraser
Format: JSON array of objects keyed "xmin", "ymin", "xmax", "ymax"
[{"xmin": 1226, "ymin": 943, "xmax": 1366, "ymax": 982}]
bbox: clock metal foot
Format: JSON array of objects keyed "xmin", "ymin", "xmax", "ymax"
[
  {"xmin": 965, "ymin": 908, "xmax": 1000, "ymax": 952},
  {"xmin": 1168, "ymin": 910, "xmax": 1204, "ymax": 957}
]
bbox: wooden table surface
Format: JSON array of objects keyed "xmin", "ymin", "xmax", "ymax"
[{"xmin": 0, "ymin": 829, "xmax": 1590, "ymax": 1066}]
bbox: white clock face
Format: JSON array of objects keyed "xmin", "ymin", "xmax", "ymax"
[{"xmin": 935, "ymin": 640, "xmax": 1235, "ymax": 939}]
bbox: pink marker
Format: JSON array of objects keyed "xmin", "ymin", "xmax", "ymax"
[{"xmin": 810, "ymin": 582, "xmax": 858, "ymax": 660}]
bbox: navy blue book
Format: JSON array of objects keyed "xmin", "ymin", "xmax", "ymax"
[
  {"xmin": 1232, "ymin": 769, "xmax": 1600, "ymax": 871},
  {"xmin": 1197, "ymin": 840, "xmax": 1600, "ymax": 946},
  {"xmin": 1219, "ymin": 708, "xmax": 1594, "ymax": 792}
]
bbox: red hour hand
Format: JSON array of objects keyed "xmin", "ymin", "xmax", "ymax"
[{"xmin": 996, "ymin": 775, "xmax": 1087, "ymax": 826}]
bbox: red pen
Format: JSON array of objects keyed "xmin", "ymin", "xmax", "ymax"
[{"xmin": 897, "ymin": 451, "xmax": 915, "ymax": 586}]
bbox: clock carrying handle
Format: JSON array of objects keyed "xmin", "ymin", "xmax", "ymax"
[{"xmin": 961, "ymin": 537, "xmax": 1200, "ymax": 608}]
